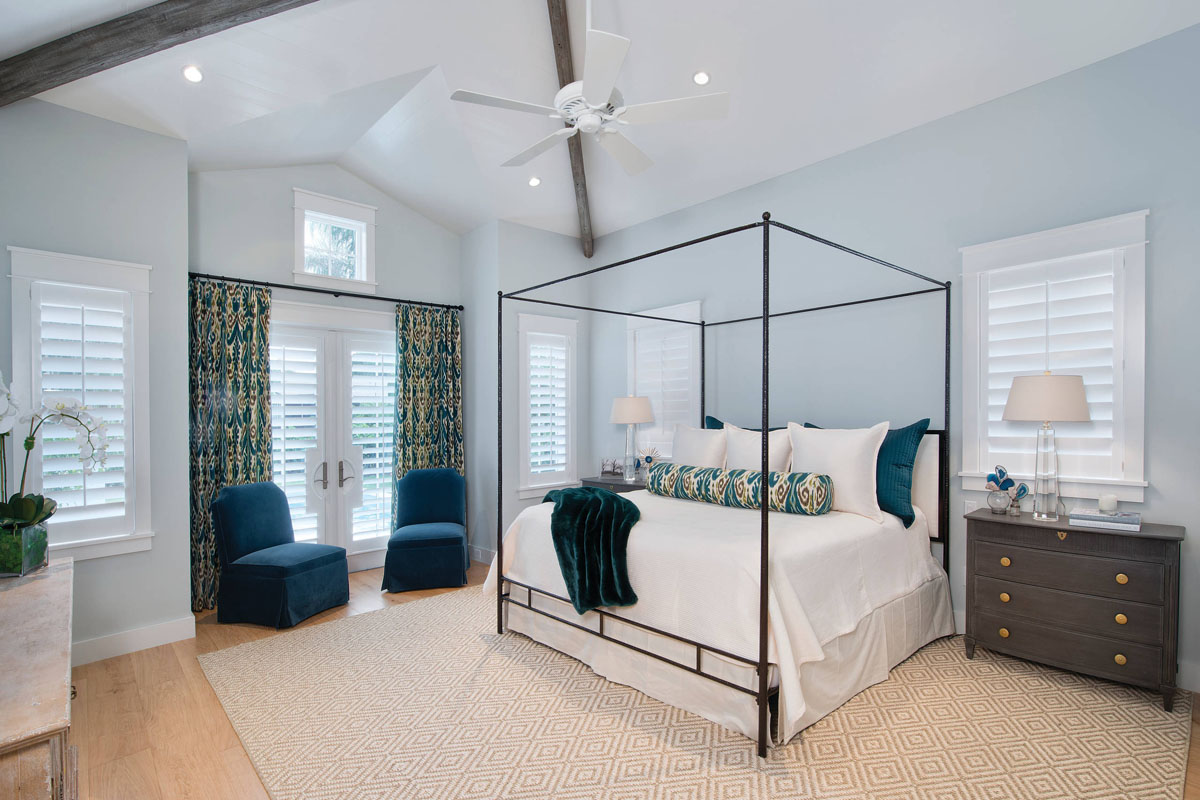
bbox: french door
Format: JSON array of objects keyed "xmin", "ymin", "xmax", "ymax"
[{"xmin": 269, "ymin": 306, "xmax": 396, "ymax": 570}]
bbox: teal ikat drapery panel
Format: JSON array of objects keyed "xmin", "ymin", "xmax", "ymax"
[
  {"xmin": 393, "ymin": 304, "xmax": 465, "ymax": 527},
  {"xmin": 189, "ymin": 278, "xmax": 272, "ymax": 611}
]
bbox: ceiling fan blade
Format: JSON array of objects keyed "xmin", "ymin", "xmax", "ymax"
[
  {"xmin": 618, "ymin": 92, "xmax": 730, "ymax": 125},
  {"xmin": 450, "ymin": 90, "xmax": 557, "ymax": 116},
  {"xmin": 501, "ymin": 127, "xmax": 577, "ymax": 167},
  {"xmin": 596, "ymin": 131, "xmax": 653, "ymax": 176},
  {"xmin": 581, "ymin": 29, "xmax": 630, "ymax": 108}
]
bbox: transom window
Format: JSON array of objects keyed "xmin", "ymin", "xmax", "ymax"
[
  {"xmin": 303, "ymin": 211, "xmax": 366, "ymax": 281},
  {"xmin": 293, "ymin": 188, "xmax": 377, "ymax": 292}
]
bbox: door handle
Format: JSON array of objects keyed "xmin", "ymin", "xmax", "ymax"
[
  {"xmin": 339, "ymin": 460, "xmax": 356, "ymax": 488},
  {"xmin": 315, "ymin": 461, "xmax": 329, "ymax": 490}
]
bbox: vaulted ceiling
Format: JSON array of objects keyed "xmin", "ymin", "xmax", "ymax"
[{"xmin": 8, "ymin": 1, "xmax": 1200, "ymax": 238}]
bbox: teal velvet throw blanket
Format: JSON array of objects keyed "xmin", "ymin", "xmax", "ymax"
[{"xmin": 542, "ymin": 487, "xmax": 640, "ymax": 615}]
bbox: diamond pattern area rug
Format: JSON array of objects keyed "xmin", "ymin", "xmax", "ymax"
[{"xmin": 198, "ymin": 589, "xmax": 1191, "ymax": 800}]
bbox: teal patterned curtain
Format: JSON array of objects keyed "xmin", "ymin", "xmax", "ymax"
[
  {"xmin": 393, "ymin": 304, "xmax": 465, "ymax": 527},
  {"xmin": 189, "ymin": 278, "xmax": 272, "ymax": 611}
]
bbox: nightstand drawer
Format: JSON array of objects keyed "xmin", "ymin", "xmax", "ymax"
[
  {"xmin": 974, "ymin": 576, "xmax": 1164, "ymax": 645},
  {"xmin": 976, "ymin": 611, "xmax": 1163, "ymax": 687},
  {"xmin": 975, "ymin": 541, "xmax": 1164, "ymax": 604}
]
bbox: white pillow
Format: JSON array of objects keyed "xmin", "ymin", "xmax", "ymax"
[
  {"xmin": 725, "ymin": 424, "xmax": 791, "ymax": 472},
  {"xmin": 787, "ymin": 421, "xmax": 888, "ymax": 522},
  {"xmin": 670, "ymin": 425, "xmax": 727, "ymax": 468}
]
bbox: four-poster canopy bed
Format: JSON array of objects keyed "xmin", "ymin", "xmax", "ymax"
[{"xmin": 492, "ymin": 213, "xmax": 952, "ymax": 758}]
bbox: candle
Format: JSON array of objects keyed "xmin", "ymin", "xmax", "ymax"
[{"xmin": 1098, "ymin": 493, "xmax": 1118, "ymax": 515}]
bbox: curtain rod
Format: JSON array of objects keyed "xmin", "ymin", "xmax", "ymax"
[{"xmin": 187, "ymin": 271, "xmax": 464, "ymax": 311}]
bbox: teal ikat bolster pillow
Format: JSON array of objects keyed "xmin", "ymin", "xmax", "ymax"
[{"xmin": 646, "ymin": 462, "xmax": 833, "ymax": 515}]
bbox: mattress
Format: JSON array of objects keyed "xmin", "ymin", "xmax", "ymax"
[{"xmin": 484, "ymin": 490, "xmax": 953, "ymax": 744}]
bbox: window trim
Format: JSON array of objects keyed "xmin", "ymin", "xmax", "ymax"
[
  {"xmin": 8, "ymin": 246, "xmax": 154, "ymax": 560},
  {"xmin": 517, "ymin": 313, "xmax": 578, "ymax": 498},
  {"xmin": 293, "ymin": 188, "xmax": 378, "ymax": 293},
  {"xmin": 959, "ymin": 210, "xmax": 1147, "ymax": 502},
  {"xmin": 626, "ymin": 301, "xmax": 701, "ymax": 458}
]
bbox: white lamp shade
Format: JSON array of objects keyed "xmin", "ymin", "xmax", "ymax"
[
  {"xmin": 1002, "ymin": 374, "xmax": 1091, "ymax": 423},
  {"xmin": 610, "ymin": 396, "xmax": 653, "ymax": 425}
]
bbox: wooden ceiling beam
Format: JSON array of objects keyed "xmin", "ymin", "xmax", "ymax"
[
  {"xmin": 0, "ymin": 0, "xmax": 322, "ymax": 110},
  {"xmin": 545, "ymin": 0, "xmax": 595, "ymax": 258}
]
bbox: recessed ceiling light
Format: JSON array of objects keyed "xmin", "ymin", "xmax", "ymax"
[
  {"xmin": 182, "ymin": 65, "xmax": 203, "ymax": 83},
  {"xmin": 692, "ymin": 71, "xmax": 710, "ymax": 86},
  {"xmin": 528, "ymin": 176, "xmax": 542, "ymax": 187}
]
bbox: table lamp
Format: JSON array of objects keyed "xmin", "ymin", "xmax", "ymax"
[
  {"xmin": 610, "ymin": 396, "xmax": 653, "ymax": 482},
  {"xmin": 1002, "ymin": 372, "xmax": 1090, "ymax": 521}
]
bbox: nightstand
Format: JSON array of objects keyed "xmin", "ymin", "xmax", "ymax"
[
  {"xmin": 581, "ymin": 474, "xmax": 645, "ymax": 493},
  {"xmin": 965, "ymin": 508, "xmax": 1184, "ymax": 710}
]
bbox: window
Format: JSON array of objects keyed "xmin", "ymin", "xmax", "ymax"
[
  {"xmin": 9, "ymin": 247, "xmax": 153, "ymax": 558},
  {"xmin": 346, "ymin": 339, "xmax": 396, "ymax": 541},
  {"xmin": 268, "ymin": 302, "xmax": 398, "ymax": 565},
  {"xmin": 293, "ymin": 188, "xmax": 377, "ymax": 292},
  {"xmin": 270, "ymin": 332, "xmax": 322, "ymax": 543},
  {"xmin": 961, "ymin": 211, "xmax": 1146, "ymax": 501},
  {"xmin": 518, "ymin": 314, "xmax": 578, "ymax": 496},
  {"xmin": 627, "ymin": 301, "xmax": 701, "ymax": 457}
]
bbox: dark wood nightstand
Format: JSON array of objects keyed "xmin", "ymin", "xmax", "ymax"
[
  {"xmin": 581, "ymin": 474, "xmax": 646, "ymax": 493},
  {"xmin": 965, "ymin": 508, "xmax": 1184, "ymax": 710}
]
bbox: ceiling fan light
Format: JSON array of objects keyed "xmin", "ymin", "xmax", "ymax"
[
  {"xmin": 182, "ymin": 65, "xmax": 204, "ymax": 83},
  {"xmin": 692, "ymin": 71, "xmax": 710, "ymax": 86},
  {"xmin": 528, "ymin": 176, "xmax": 541, "ymax": 187}
]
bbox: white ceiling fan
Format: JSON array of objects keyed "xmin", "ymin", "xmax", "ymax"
[{"xmin": 450, "ymin": 2, "xmax": 729, "ymax": 176}]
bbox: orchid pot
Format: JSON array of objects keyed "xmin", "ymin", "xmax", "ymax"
[{"xmin": 0, "ymin": 523, "xmax": 48, "ymax": 577}]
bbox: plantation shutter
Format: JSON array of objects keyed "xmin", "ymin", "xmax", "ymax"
[
  {"xmin": 633, "ymin": 325, "xmax": 695, "ymax": 455},
  {"xmin": 527, "ymin": 332, "xmax": 570, "ymax": 475},
  {"xmin": 983, "ymin": 250, "xmax": 1122, "ymax": 480},
  {"xmin": 270, "ymin": 335, "xmax": 321, "ymax": 542},
  {"xmin": 347, "ymin": 339, "xmax": 395, "ymax": 541},
  {"xmin": 33, "ymin": 283, "xmax": 131, "ymax": 530}
]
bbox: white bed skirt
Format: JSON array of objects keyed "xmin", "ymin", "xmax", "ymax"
[{"xmin": 503, "ymin": 572, "xmax": 954, "ymax": 746}]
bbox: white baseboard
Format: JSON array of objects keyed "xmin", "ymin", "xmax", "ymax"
[
  {"xmin": 470, "ymin": 545, "xmax": 495, "ymax": 564},
  {"xmin": 348, "ymin": 548, "xmax": 386, "ymax": 572},
  {"xmin": 954, "ymin": 609, "xmax": 966, "ymax": 635},
  {"xmin": 72, "ymin": 615, "xmax": 196, "ymax": 667}
]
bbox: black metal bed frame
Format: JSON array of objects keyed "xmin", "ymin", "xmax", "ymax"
[{"xmin": 496, "ymin": 213, "xmax": 951, "ymax": 758}]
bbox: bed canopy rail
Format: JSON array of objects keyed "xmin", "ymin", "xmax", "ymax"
[{"xmin": 496, "ymin": 213, "xmax": 951, "ymax": 758}]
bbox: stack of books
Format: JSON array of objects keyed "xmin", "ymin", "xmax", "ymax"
[{"xmin": 1069, "ymin": 506, "xmax": 1142, "ymax": 532}]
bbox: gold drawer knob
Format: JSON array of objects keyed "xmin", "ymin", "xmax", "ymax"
[
  {"xmin": 999, "ymin": 592, "xmax": 1011, "ymax": 603},
  {"xmin": 1000, "ymin": 556, "xmax": 1011, "ymax": 567},
  {"xmin": 1115, "ymin": 613, "xmax": 1128, "ymax": 625},
  {"xmin": 1114, "ymin": 654, "xmax": 1127, "ymax": 666},
  {"xmin": 998, "ymin": 627, "xmax": 1010, "ymax": 638},
  {"xmin": 1115, "ymin": 573, "xmax": 1129, "ymax": 585}
]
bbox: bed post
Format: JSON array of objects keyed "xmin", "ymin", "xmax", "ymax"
[
  {"xmin": 699, "ymin": 320, "xmax": 706, "ymax": 426},
  {"xmin": 942, "ymin": 283, "xmax": 952, "ymax": 573},
  {"xmin": 497, "ymin": 290, "xmax": 505, "ymax": 634},
  {"xmin": 757, "ymin": 212, "xmax": 771, "ymax": 759}
]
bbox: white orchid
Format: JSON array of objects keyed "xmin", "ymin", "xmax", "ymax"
[
  {"xmin": 0, "ymin": 371, "xmax": 18, "ymax": 436},
  {"xmin": 10, "ymin": 398, "xmax": 110, "ymax": 495}
]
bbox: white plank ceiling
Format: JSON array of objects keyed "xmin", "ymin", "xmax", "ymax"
[{"xmin": 8, "ymin": 0, "xmax": 1200, "ymax": 237}]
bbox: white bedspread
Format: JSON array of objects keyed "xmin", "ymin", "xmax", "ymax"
[{"xmin": 484, "ymin": 490, "xmax": 947, "ymax": 739}]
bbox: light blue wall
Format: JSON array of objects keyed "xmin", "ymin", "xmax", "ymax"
[
  {"xmin": 0, "ymin": 99, "xmax": 192, "ymax": 646},
  {"xmin": 460, "ymin": 220, "xmax": 592, "ymax": 553},
  {"xmin": 189, "ymin": 164, "xmax": 462, "ymax": 311},
  {"xmin": 584, "ymin": 25, "xmax": 1200, "ymax": 686}
]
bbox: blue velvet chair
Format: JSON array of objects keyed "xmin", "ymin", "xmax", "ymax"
[
  {"xmin": 210, "ymin": 482, "xmax": 349, "ymax": 628},
  {"xmin": 382, "ymin": 468, "xmax": 468, "ymax": 593}
]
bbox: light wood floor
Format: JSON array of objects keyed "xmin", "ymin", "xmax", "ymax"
[
  {"xmin": 70, "ymin": 562, "xmax": 489, "ymax": 800},
  {"xmin": 71, "ymin": 563, "xmax": 1200, "ymax": 799}
]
